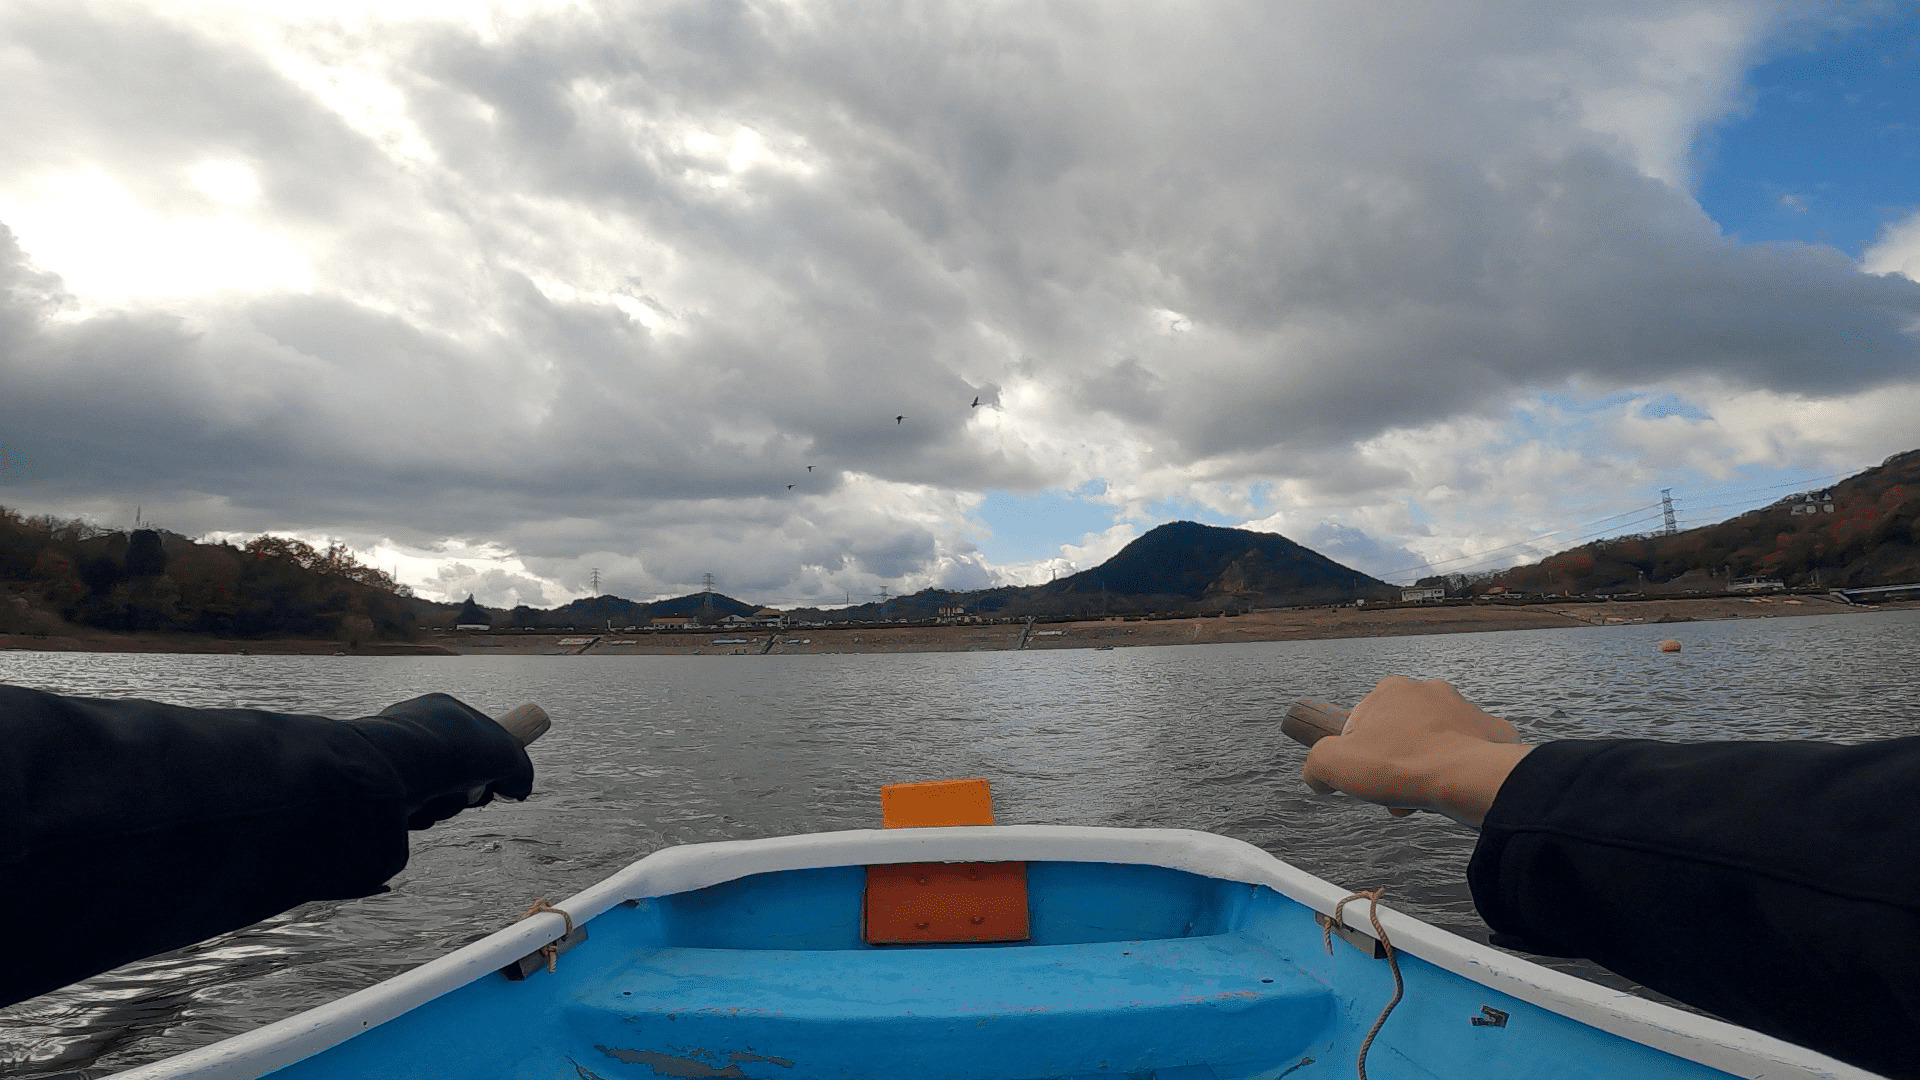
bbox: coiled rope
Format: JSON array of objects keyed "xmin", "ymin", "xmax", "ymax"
[
  {"xmin": 1322, "ymin": 889, "xmax": 1404, "ymax": 1080},
  {"xmin": 519, "ymin": 898, "xmax": 575, "ymax": 974}
]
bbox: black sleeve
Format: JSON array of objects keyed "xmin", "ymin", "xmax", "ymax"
[
  {"xmin": 1468, "ymin": 738, "xmax": 1920, "ymax": 1078},
  {"xmin": 0, "ymin": 685, "xmax": 534, "ymax": 1008}
]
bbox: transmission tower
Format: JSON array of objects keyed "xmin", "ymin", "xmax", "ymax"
[
  {"xmin": 590, "ymin": 567, "xmax": 600, "ymax": 594},
  {"xmin": 701, "ymin": 573, "xmax": 715, "ymax": 617},
  {"xmin": 877, "ymin": 586, "xmax": 890, "ymax": 620},
  {"xmin": 1660, "ymin": 488, "xmax": 1678, "ymax": 536}
]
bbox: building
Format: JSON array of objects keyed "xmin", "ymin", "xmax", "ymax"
[
  {"xmin": 455, "ymin": 623, "xmax": 490, "ymax": 631},
  {"xmin": 1400, "ymin": 586, "xmax": 1445, "ymax": 602},
  {"xmin": 1729, "ymin": 578, "xmax": 1786, "ymax": 593},
  {"xmin": 936, "ymin": 605, "xmax": 967, "ymax": 621},
  {"xmin": 1789, "ymin": 492, "xmax": 1835, "ymax": 515},
  {"xmin": 650, "ymin": 616, "xmax": 693, "ymax": 629}
]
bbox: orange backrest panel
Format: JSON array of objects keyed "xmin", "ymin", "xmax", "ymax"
[
  {"xmin": 864, "ymin": 777, "xmax": 1029, "ymax": 945},
  {"xmin": 862, "ymin": 862, "xmax": 1030, "ymax": 944},
  {"xmin": 880, "ymin": 777, "xmax": 996, "ymax": 828}
]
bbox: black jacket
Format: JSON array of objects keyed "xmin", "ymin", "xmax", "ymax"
[
  {"xmin": 1471, "ymin": 738, "xmax": 1920, "ymax": 1078},
  {"xmin": 0, "ymin": 685, "xmax": 533, "ymax": 1008}
]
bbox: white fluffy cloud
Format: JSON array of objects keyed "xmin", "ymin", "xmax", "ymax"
[
  {"xmin": 1865, "ymin": 210, "xmax": 1920, "ymax": 283},
  {"xmin": 1, "ymin": 0, "xmax": 1916, "ymax": 605}
]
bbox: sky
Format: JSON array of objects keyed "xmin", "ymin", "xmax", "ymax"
[{"xmin": 1, "ymin": 0, "xmax": 1917, "ymax": 607}]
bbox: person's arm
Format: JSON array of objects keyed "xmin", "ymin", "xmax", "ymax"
[
  {"xmin": 1301, "ymin": 676, "xmax": 1920, "ymax": 1079},
  {"xmin": 0, "ymin": 685, "xmax": 535, "ymax": 1008}
]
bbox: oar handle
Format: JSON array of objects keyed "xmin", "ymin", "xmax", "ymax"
[
  {"xmin": 466, "ymin": 703, "xmax": 551, "ymax": 805},
  {"xmin": 494, "ymin": 703, "xmax": 552, "ymax": 747},
  {"xmin": 1282, "ymin": 698, "xmax": 1351, "ymax": 747}
]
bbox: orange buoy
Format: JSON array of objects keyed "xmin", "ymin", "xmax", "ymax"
[{"xmin": 1659, "ymin": 639, "xmax": 1681, "ymax": 653}]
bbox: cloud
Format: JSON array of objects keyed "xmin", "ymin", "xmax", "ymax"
[
  {"xmin": 1865, "ymin": 210, "xmax": 1920, "ymax": 283},
  {"xmin": 2, "ymin": 1, "xmax": 1918, "ymax": 605}
]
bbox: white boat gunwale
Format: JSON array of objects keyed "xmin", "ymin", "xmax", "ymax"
[{"xmin": 112, "ymin": 825, "xmax": 1874, "ymax": 1080}]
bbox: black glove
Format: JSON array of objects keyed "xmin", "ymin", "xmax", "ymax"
[{"xmin": 345, "ymin": 693, "xmax": 536, "ymax": 829}]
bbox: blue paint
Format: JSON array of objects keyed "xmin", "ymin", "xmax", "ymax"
[{"xmin": 269, "ymin": 862, "xmax": 1744, "ymax": 1079}]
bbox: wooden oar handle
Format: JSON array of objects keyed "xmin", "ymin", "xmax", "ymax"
[
  {"xmin": 1282, "ymin": 698, "xmax": 1352, "ymax": 747},
  {"xmin": 493, "ymin": 703, "xmax": 552, "ymax": 747}
]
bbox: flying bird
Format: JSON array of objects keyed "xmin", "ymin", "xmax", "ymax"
[
  {"xmin": 971, "ymin": 396, "xmax": 980, "ymax": 407},
  {"xmin": 895, "ymin": 415, "xmax": 905, "ymax": 424},
  {"xmin": 787, "ymin": 484, "xmax": 795, "ymax": 490},
  {"xmin": 807, "ymin": 465, "xmax": 814, "ymax": 472}
]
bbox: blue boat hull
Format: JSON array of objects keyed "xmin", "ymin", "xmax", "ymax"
[
  {"xmin": 270, "ymin": 861, "xmax": 1732, "ymax": 1080},
  {"xmin": 119, "ymin": 827, "xmax": 1869, "ymax": 1079}
]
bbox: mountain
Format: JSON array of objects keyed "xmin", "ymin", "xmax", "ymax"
[
  {"xmin": 789, "ymin": 521, "xmax": 1389, "ymax": 622},
  {"xmin": 1491, "ymin": 449, "xmax": 1920, "ymax": 595},
  {"xmin": 491, "ymin": 591, "xmax": 760, "ymax": 628},
  {"xmin": 1044, "ymin": 521, "xmax": 1385, "ymax": 606}
]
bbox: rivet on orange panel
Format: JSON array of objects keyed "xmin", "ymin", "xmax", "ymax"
[{"xmin": 880, "ymin": 776, "xmax": 995, "ymax": 828}]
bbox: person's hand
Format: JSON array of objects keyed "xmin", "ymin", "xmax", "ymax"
[
  {"xmin": 346, "ymin": 694, "xmax": 537, "ymax": 830},
  {"xmin": 1301, "ymin": 676, "xmax": 1531, "ymax": 827}
]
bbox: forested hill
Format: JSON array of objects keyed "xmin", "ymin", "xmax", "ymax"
[
  {"xmin": 791, "ymin": 521, "xmax": 1390, "ymax": 622},
  {"xmin": 1046, "ymin": 521, "xmax": 1385, "ymax": 604},
  {"xmin": 0, "ymin": 509, "xmax": 417, "ymax": 641},
  {"xmin": 1492, "ymin": 449, "xmax": 1920, "ymax": 595},
  {"xmin": 449, "ymin": 590, "xmax": 761, "ymax": 629}
]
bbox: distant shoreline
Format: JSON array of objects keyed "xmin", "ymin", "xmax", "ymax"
[
  {"xmin": 2, "ymin": 594, "xmax": 1910, "ymax": 658},
  {"xmin": 433, "ymin": 593, "xmax": 1908, "ymax": 655}
]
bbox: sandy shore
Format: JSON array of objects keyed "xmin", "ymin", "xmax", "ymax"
[
  {"xmin": 1, "ymin": 594, "xmax": 1905, "ymax": 658},
  {"xmin": 432, "ymin": 593, "xmax": 1909, "ymax": 656}
]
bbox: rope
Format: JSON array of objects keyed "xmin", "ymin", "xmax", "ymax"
[
  {"xmin": 519, "ymin": 898, "xmax": 575, "ymax": 974},
  {"xmin": 1322, "ymin": 889, "xmax": 1404, "ymax": 1080}
]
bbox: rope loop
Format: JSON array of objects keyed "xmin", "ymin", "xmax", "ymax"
[
  {"xmin": 519, "ymin": 898, "xmax": 575, "ymax": 974},
  {"xmin": 1323, "ymin": 888, "xmax": 1405, "ymax": 1080}
]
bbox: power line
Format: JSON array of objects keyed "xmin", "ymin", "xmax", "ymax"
[
  {"xmin": 1382, "ymin": 461, "xmax": 1875, "ymax": 584},
  {"xmin": 1392, "ymin": 507, "xmax": 1671, "ymax": 582},
  {"xmin": 1377, "ymin": 501, "xmax": 1662, "ymax": 581},
  {"xmin": 1673, "ymin": 465, "xmax": 1864, "ymax": 507}
]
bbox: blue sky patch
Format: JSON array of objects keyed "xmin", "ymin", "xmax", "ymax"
[
  {"xmin": 970, "ymin": 488, "xmax": 1119, "ymax": 563},
  {"xmin": 1697, "ymin": 13, "xmax": 1920, "ymax": 255}
]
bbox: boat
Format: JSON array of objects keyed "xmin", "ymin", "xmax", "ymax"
[{"xmin": 115, "ymin": 797, "xmax": 1871, "ymax": 1079}]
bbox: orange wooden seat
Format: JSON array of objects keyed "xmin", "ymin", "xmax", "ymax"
[{"xmin": 862, "ymin": 778, "xmax": 1031, "ymax": 945}]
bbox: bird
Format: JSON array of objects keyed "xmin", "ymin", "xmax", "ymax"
[
  {"xmin": 787, "ymin": 484, "xmax": 795, "ymax": 490},
  {"xmin": 895, "ymin": 415, "xmax": 905, "ymax": 424},
  {"xmin": 807, "ymin": 465, "xmax": 814, "ymax": 472},
  {"xmin": 971, "ymin": 396, "xmax": 980, "ymax": 407}
]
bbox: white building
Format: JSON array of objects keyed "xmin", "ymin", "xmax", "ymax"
[{"xmin": 1400, "ymin": 586, "xmax": 1445, "ymax": 602}]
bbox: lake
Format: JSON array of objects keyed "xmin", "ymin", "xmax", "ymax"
[{"xmin": 4, "ymin": 608, "xmax": 1918, "ymax": 1076}]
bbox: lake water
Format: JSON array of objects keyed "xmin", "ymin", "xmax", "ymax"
[{"xmin": 4, "ymin": 609, "xmax": 1919, "ymax": 1076}]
